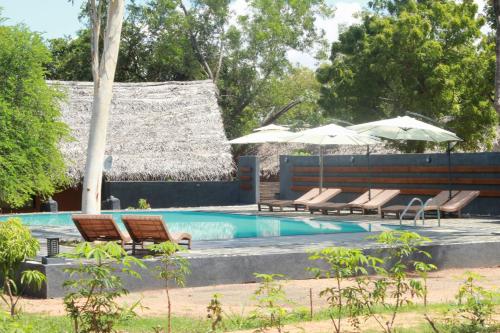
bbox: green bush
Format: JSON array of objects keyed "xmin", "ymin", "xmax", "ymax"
[
  {"xmin": 138, "ymin": 199, "xmax": 151, "ymax": 209},
  {"xmin": 148, "ymin": 241, "xmax": 191, "ymax": 333},
  {"xmin": 0, "ymin": 218, "xmax": 45, "ymax": 316},
  {"xmin": 61, "ymin": 242, "xmax": 145, "ymax": 333}
]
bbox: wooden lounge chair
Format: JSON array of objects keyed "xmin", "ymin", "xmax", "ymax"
[
  {"xmin": 258, "ymin": 188, "xmax": 321, "ymax": 211},
  {"xmin": 439, "ymin": 190, "xmax": 480, "ymax": 217},
  {"xmin": 381, "ymin": 191, "xmax": 458, "ymax": 219},
  {"xmin": 358, "ymin": 189, "xmax": 400, "ymax": 215},
  {"xmin": 309, "ymin": 189, "xmax": 385, "ymax": 215},
  {"xmin": 72, "ymin": 214, "xmax": 131, "ymax": 246},
  {"xmin": 300, "ymin": 188, "xmax": 342, "ymax": 209},
  {"xmin": 121, "ymin": 215, "xmax": 192, "ymax": 254}
]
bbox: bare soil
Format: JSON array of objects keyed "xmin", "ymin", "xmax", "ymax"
[{"xmin": 19, "ymin": 266, "xmax": 500, "ymax": 321}]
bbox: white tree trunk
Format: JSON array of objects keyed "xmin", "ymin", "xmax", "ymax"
[
  {"xmin": 81, "ymin": 0, "xmax": 125, "ymax": 214},
  {"xmin": 495, "ymin": 0, "xmax": 500, "ymax": 116}
]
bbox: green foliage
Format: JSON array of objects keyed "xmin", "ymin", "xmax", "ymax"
[
  {"xmin": 0, "ymin": 23, "xmax": 69, "ymax": 208},
  {"xmin": 47, "ymin": 0, "xmax": 333, "ymax": 140},
  {"xmin": 61, "ymin": 242, "xmax": 145, "ymax": 333},
  {"xmin": 317, "ymin": 0, "xmax": 497, "ymax": 152},
  {"xmin": 250, "ymin": 273, "xmax": 293, "ymax": 333},
  {"xmin": 0, "ymin": 218, "xmax": 45, "ymax": 317},
  {"xmin": 367, "ymin": 231, "xmax": 436, "ymax": 333},
  {"xmin": 148, "ymin": 241, "xmax": 191, "ymax": 333},
  {"xmin": 0, "ymin": 310, "xmax": 34, "ymax": 333},
  {"xmin": 245, "ymin": 67, "xmax": 326, "ymax": 131},
  {"xmin": 308, "ymin": 247, "xmax": 383, "ymax": 332},
  {"xmin": 446, "ymin": 272, "xmax": 499, "ymax": 330},
  {"xmin": 138, "ymin": 198, "xmax": 151, "ymax": 210},
  {"xmin": 207, "ymin": 293, "xmax": 224, "ymax": 332}
]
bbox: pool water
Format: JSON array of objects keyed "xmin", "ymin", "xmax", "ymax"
[{"xmin": 0, "ymin": 211, "xmax": 371, "ymax": 241}]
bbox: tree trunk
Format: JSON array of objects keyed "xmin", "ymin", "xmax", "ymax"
[
  {"xmin": 81, "ymin": 0, "xmax": 125, "ymax": 214},
  {"xmin": 494, "ymin": 0, "xmax": 500, "ymax": 115}
]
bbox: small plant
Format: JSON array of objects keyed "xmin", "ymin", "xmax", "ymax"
[
  {"xmin": 366, "ymin": 231, "xmax": 435, "ymax": 333},
  {"xmin": 448, "ymin": 272, "xmax": 498, "ymax": 329},
  {"xmin": 138, "ymin": 198, "xmax": 151, "ymax": 209},
  {"xmin": 148, "ymin": 241, "xmax": 191, "ymax": 333},
  {"xmin": 61, "ymin": 242, "xmax": 145, "ymax": 333},
  {"xmin": 308, "ymin": 246, "xmax": 382, "ymax": 332},
  {"xmin": 0, "ymin": 218, "xmax": 46, "ymax": 316},
  {"xmin": 207, "ymin": 293, "xmax": 224, "ymax": 332},
  {"xmin": 250, "ymin": 273, "xmax": 293, "ymax": 333}
]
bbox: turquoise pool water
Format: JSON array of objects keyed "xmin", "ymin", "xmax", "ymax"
[{"xmin": 0, "ymin": 211, "xmax": 370, "ymax": 241}]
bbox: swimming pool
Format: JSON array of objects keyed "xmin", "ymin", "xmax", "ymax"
[{"xmin": 0, "ymin": 211, "xmax": 371, "ymax": 241}]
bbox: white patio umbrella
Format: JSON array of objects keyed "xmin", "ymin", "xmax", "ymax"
[
  {"xmin": 228, "ymin": 124, "xmax": 297, "ymax": 180},
  {"xmin": 228, "ymin": 124, "xmax": 295, "ymax": 144},
  {"xmin": 348, "ymin": 115, "xmax": 462, "ymax": 199},
  {"xmin": 286, "ymin": 123, "xmax": 380, "ymax": 194}
]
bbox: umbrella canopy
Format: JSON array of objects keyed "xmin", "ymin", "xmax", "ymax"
[
  {"xmin": 348, "ymin": 116, "xmax": 461, "ymax": 142},
  {"xmin": 228, "ymin": 124, "xmax": 295, "ymax": 144},
  {"xmin": 285, "ymin": 123, "xmax": 380, "ymax": 193},
  {"xmin": 287, "ymin": 123, "xmax": 380, "ymax": 145},
  {"xmin": 348, "ymin": 115, "xmax": 462, "ymax": 199}
]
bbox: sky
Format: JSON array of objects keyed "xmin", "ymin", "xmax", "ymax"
[{"xmin": 0, "ymin": 0, "xmax": 485, "ymax": 68}]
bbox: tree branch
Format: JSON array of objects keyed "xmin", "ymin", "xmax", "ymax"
[
  {"xmin": 261, "ymin": 99, "xmax": 303, "ymax": 126},
  {"xmin": 179, "ymin": 0, "xmax": 215, "ymax": 81}
]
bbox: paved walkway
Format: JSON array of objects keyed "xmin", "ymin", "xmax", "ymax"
[{"xmin": 28, "ymin": 205, "xmax": 500, "ymax": 258}]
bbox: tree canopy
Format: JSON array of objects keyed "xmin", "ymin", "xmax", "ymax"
[
  {"xmin": 317, "ymin": 0, "xmax": 497, "ymax": 152},
  {"xmin": 0, "ymin": 23, "xmax": 69, "ymax": 208},
  {"xmin": 47, "ymin": 0, "xmax": 333, "ymax": 139}
]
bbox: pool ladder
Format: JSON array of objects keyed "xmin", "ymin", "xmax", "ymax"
[{"xmin": 399, "ymin": 197, "xmax": 441, "ymax": 227}]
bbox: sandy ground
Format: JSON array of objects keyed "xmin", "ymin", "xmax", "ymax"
[{"xmin": 18, "ymin": 266, "xmax": 500, "ymax": 320}]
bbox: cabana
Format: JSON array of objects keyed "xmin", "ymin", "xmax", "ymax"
[{"xmin": 47, "ymin": 80, "xmax": 234, "ymax": 210}]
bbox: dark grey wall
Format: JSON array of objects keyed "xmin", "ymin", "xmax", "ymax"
[
  {"xmin": 106, "ymin": 181, "xmax": 240, "ymax": 208},
  {"xmin": 104, "ymin": 156, "xmax": 260, "ymax": 208},
  {"xmin": 279, "ymin": 152, "xmax": 500, "ymax": 216},
  {"xmin": 238, "ymin": 156, "xmax": 260, "ymax": 204}
]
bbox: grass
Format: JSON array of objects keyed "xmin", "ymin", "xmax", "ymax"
[{"xmin": 4, "ymin": 301, "xmax": 498, "ymax": 332}]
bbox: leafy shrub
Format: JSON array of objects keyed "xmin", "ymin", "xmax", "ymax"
[
  {"xmin": 308, "ymin": 247, "xmax": 382, "ymax": 332},
  {"xmin": 446, "ymin": 272, "xmax": 499, "ymax": 330},
  {"xmin": 137, "ymin": 198, "xmax": 151, "ymax": 209},
  {"xmin": 207, "ymin": 293, "xmax": 224, "ymax": 332},
  {"xmin": 61, "ymin": 242, "xmax": 145, "ymax": 333},
  {"xmin": 148, "ymin": 241, "xmax": 191, "ymax": 333},
  {"xmin": 366, "ymin": 231, "xmax": 436, "ymax": 333},
  {"xmin": 250, "ymin": 273, "xmax": 294, "ymax": 333},
  {"xmin": 0, "ymin": 218, "xmax": 45, "ymax": 316}
]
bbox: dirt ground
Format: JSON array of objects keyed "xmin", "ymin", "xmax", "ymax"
[{"xmin": 19, "ymin": 266, "xmax": 500, "ymax": 320}]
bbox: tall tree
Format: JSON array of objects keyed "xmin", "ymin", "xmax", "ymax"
[
  {"xmin": 318, "ymin": 0, "xmax": 497, "ymax": 152},
  {"xmin": 0, "ymin": 22, "xmax": 69, "ymax": 208},
  {"xmin": 48, "ymin": 0, "xmax": 333, "ymax": 139},
  {"xmin": 81, "ymin": 0, "xmax": 125, "ymax": 214}
]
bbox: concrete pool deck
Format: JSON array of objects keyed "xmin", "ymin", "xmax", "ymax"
[{"xmin": 20, "ymin": 205, "xmax": 500, "ymax": 298}]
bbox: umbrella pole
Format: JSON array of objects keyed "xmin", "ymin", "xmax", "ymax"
[
  {"xmin": 319, "ymin": 146, "xmax": 324, "ymax": 193},
  {"xmin": 447, "ymin": 142, "xmax": 452, "ymax": 200},
  {"xmin": 367, "ymin": 145, "xmax": 371, "ymax": 200}
]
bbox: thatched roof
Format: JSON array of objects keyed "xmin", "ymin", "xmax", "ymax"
[{"xmin": 50, "ymin": 80, "xmax": 234, "ymax": 181}]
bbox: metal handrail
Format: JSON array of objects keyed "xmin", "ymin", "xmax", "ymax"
[
  {"xmin": 400, "ymin": 197, "xmax": 424, "ymax": 226},
  {"xmin": 414, "ymin": 198, "xmax": 442, "ymax": 227}
]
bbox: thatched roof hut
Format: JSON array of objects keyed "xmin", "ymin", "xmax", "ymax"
[{"xmin": 50, "ymin": 80, "xmax": 234, "ymax": 181}]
